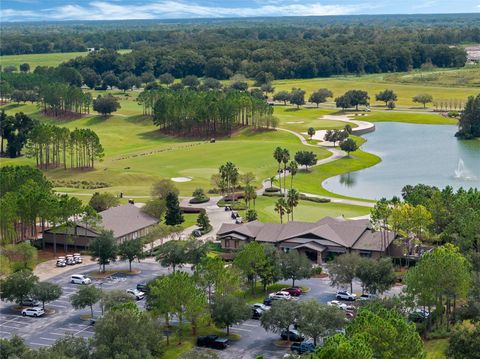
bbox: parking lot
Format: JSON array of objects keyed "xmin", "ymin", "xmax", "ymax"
[{"xmin": 1, "ymin": 260, "xmax": 403, "ymax": 357}]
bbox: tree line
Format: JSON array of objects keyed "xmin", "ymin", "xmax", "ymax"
[
  {"xmin": 27, "ymin": 123, "xmax": 104, "ymax": 170},
  {"xmin": 148, "ymin": 89, "xmax": 276, "ymax": 136}
]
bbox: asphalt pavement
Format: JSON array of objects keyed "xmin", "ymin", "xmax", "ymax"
[{"xmin": 1, "ymin": 260, "xmax": 403, "ymax": 358}]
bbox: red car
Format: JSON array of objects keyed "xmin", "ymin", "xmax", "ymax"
[{"xmin": 281, "ymin": 287, "xmax": 302, "ymax": 296}]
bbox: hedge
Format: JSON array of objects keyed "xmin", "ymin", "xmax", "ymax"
[{"xmin": 262, "ymin": 192, "xmax": 331, "ymax": 203}]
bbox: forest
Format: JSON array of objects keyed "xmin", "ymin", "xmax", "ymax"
[{"xmin": 2, "ymin": 15, "xmax": 479, "ymax": 80}]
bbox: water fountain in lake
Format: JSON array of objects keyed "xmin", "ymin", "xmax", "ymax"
[{"xmin": 454, "ymin": 159, "xmax": 478, "ymax": 181}]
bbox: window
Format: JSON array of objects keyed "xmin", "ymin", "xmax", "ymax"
[{"xmin": 360, "ymin": 251, "xmax": 372, "ymax": 258}]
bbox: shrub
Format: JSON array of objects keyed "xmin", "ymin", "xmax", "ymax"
[
  {"xmin": 180, "ymin": 206, "xmax": 206, "ymax": 214},
  {"xmin": 264, "ymin": 187, "xmax": 281, "ymax": 193},
  {"xmin": 216, "ymin": 200, "xmax": 247, "ymax": 210},
  {"xmin": 245, "ymin": 209, "xmax": 258, "ymax": 222},
  {"xmin": 312, "ymin": 266, "xmax": 323, "ymax": 275}
]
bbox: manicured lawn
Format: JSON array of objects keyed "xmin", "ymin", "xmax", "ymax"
[
  {"xmin": 293, "ymin": 136, "xmax": 381, "ymax": 200},
  {"xmin": 384, "ymin": 65, "xmax": 480, "ymax": 87},
  {"xmin": 273, "ymin": 72, "xmax": 479, "ymax": 107},
  {"xmin": 241, "ymin": 196, "xmax": 371, "ymax": 223},
  {"xmin": 0, "ymin": 102, "xmax": 330, "ymax": 196},
  {"xmin": 274, "ymin": 106, "xmax": 349, "ymax": 133},
  {"xmin": 424, "ymin": 339, "xmax": 448, "ymax": 359},
  {"xmin": 0, "ymin": 49, "xmax": 131, "ymax": 70},
  {"xmin": 359, "ymin": 111, "xmax": 457, "ymax": 125}
]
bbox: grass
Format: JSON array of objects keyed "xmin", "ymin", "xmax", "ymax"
[
  {"xmin": 273, "ymin": 70, "xmax": 479, "ymax": 107},
  {"xmin": 360, "ymin": 111, "xmax": 457, "ymax": 125},
  {"xmin": 241, "ymin": 196, "xmax": 371, "ymax": 223},
  {"xmin": 0, "ymin": 49, "xmax": 131, "ymax": 70},
  {"xmin": 0, "ymin": 102, "xmax": 330, "ymax": 196},
  {"xmin": 274, "ymin": 106, "xmax": 349, "ymax": 133},
  {"xmin": 384, "ymin": 65, "xmax": 480, "ymax": 87},
  {"xmin": 293, "ymin": 136, "xmax": 381, "ymax": 200},
  {"xmin": 424, "ymin": 338, "xmax": 449, "ymax": 359},
  {"xmin": 161, "ymin": 323, "xmax": 241, "ymax": 359}
]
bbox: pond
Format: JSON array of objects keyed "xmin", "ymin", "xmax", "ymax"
[{"xmin": 322, "ymin": 122, "xmax": 480, "ymax": 200}]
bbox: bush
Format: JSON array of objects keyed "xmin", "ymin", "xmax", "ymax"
[
  {"xmin": 180, "ymin": 206, "xmax": 206, "ymax": 214},
  {"xmin": 262, "ymin": 192, "xmax": 331, "ymax": 203},
  {"xmin": 245, "ymin": 209, "xmax": 258, "ymax": 222},
  {"xmin": 311, "ymin": 266, "xmax": 323, "ymax": 275},
  {"xmin": 264, "ymin": 187, "xmax": 281, "ymax": 193},
  {"xmin": 448, "ymin": 111, "xmax": 460, "ymax": 118},
  {"xmin": 216, "ymin": 199, "xmax": 247, "ymax": 210},
  {"xmin": 189, "ymin": 197, "xmax": 210, "ymax": 204}
]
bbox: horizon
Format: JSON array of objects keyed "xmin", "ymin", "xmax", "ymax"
[{"xmin": 1, "ymin": 0, "xmax": 479, "ymax": 22}]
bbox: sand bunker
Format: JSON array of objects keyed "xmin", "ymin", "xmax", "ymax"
[
  {"xmin": 171, "ymin": 177, "xmax": 192, "ymax": 182},
  {"xmin": 286, "ymin": 121, "xmax": 304, "ymax": 124}
]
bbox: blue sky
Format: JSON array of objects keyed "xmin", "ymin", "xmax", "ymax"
[{"xmin": 1, "ymin": 0, "xmax": 479, "ymax": 22}]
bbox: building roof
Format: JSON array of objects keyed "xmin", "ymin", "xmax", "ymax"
[
  {"xmin": 44, "ymin": 204, "xmax": 159, "ymax": 239},
  {"xmin": 99, "ymin": 204, "xmax": 159, "ymax": 238},
  {"xmin": 217, "ymin": 217, "xmax": 395, "ymax": 252}
]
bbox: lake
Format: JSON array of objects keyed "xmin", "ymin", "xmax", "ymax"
[{"xmin": 322, "ymin": 122, "xmax": 480, "ymax": 200}]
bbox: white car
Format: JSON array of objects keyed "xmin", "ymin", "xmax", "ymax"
[
  {"xmin": 22, "ymin": 307, "xmax": 45, "ymax": 317},
  {"xmin": 252, "ymin": 303, "xmax": 270, "ymax": 311},
  {"xmin": 336, "ymin": 290, "xmax": 356, "ymax": 301},
  {"xmin": 359, "ymin": 293, "xmax": 377, "ymax": 301},
  {"xmin": 126, "ymin": 289, "xmax": 145, "ymax": 300},
  {"xmin": 71, "ymin": 274, "xmax": 91, "ymax": 285},
  {"xmin": 269, "ymin": 291, "xmax": 292, "ymax": 300}
]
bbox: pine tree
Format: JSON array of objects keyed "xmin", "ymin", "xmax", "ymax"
[{"xmin": 165, "ymin": 192, "xmax": 184, "ymax": 226}]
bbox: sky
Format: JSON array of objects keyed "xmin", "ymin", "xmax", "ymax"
[{"xmin": 1, "ymin": 0, "xmax": 479, "ymax": 22}]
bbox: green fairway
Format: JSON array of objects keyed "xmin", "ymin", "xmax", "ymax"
[
  {"xmin": 358, "ymin": 111, "xmax": 457, "ymax": 125},
  {"xmin": 0, "ymin": 102, "xmax": 331, "ymax": 196},
  {"xmin": 273, "ymin": 71, "xmax": 479, "ymax": 107},
  {"xmin": 0, "ymin": 49, "xmax": 131, "ymax": 70},
  {"xmin": 241, "ymin": 196, "xmax": 371, "ymax": 223},
  {"xmin": 275, "ymin": 106, "xmax": 353, "ymax": 133},
  {"xmin": 293, "ymin": 136, "xmax": 381, "ymax": 200}
]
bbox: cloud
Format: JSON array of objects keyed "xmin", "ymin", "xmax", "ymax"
[{"xmin": 1, "ymin": 0, "xmax": 361, "ymax": 21}]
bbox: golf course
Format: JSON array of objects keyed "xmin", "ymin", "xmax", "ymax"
[{"xmin": 1, "ymin": 59, "xmax": 479, "ymax": 221}]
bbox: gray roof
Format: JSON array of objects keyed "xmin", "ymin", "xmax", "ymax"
[
  {"xmin": 217, "ymin": 216, "xmax": 395, "ymax": 252},
  {"xmin": 99, "ymin": 204, "xmax": 159, "ymax": 238}
]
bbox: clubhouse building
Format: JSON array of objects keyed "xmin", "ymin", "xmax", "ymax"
[
  {"xmin": 43, "ymin": 203, "xmax": 159, "ymax": 250},
  {"xmin": 217, "ymin": 217, "xmax": 396, "ymax": 263}
]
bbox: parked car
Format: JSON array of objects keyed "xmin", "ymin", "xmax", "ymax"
[
  {"xmin": 281, "ymin": 329, "xmax": 304, "ymax": 342},
  {"xmin": 224, "ymin": 206, "xmax": 231, "ymax": 211},
  {"xmin": 336, "ymin": 290, "xmax": 356, "ymax": 301},
  {"xmin": 56, "ymin": 260, "xmax": 66, "ymax": 267},
  {"xmin": 252, "ymin": 303, "xmax": 270, "ymax": 312},
  {"xmin": 71, "ymin": 274, "xmax": 91, "ymax": 285},
  {"xmin": 126, "ymin": 288, "xmax": 145, "ymax": 300},
  {"xmin": 73, "ymin": 253, "xmax": 83, "ymax": 264},
  {"xmin": 269, "ymin": 291, "xmax": 292, "ymax": 300},
  {"xmin": 263, "ymin": 296, "xmax": 287, "ymax": 306},
  {"xmin": 136, "ymin": 282, "xmax": 148, "ymax": 293},
  {"xmin": 20, "ymin": 298, "xmax": 40, "ymax": 307},
  {"xmin": 359, "ymin": 293, "xmax": 377, "ymax": 301},
  {"xmin": 192, "ymin": 229, "xmax": 202, "ymax": 237},
  {"xmin": 65, "ymin": 255, "xmax": 75, "ymax": 265},
  {"xmin": 252, "ymin": 308, "xmax": 263, "ymax": 320},
  {"xmin": 231, "ymin": 212, "xmax": 239, "ymax": 219},
  {"xmin": 235, "ymin": 217, "xmax": 244, "ymax": 224},
  {"xmin": 22, "ymin": 307, "xmax": 45, "ymax": 317},
  {"xmin": 291, "ymin": 341, "xmax": 315, "ymax": 354},
  {"xmin": 196, "ymin": 335, "xmax": 229, "ymax": 350},
  {"xmin": 281, "ymin": 287, "xmax": 302, "ymax": 296},
  {"xmin": 408, "ymin": 308, "xmax": 430, "ymax": 323}
]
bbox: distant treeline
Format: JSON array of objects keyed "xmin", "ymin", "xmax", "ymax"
[
  {"xmin": 144, "ymin": 89, "xmax": 276, "ymax": 136},
  {"xmin": 1, "ymin": 14, "xmax": 480, "ymax": 55}
]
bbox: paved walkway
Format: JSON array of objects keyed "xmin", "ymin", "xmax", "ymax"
[{"xmin": 302, "ymin": 114, "xmax": 375, "ymax": 146}]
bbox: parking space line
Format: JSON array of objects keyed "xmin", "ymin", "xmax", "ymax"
[
  {"xmin": 230, "ymin": 327, "xmax": 252, "ymax": 332},
  {"xmin": 241, "ymin": 323, "xmax": 259, "ymax": 327},
  {"xmin": 30, "ymin": 342, "xmax": 50, "ymax": 347},
  {"xmin": 48, "ymin": 304, "xmax": 67, "ymax": 308},
  {"xmin": 58, "ymin": 328, "xmax": 77, "ymax": 331},
  {"xmin": 50, "ymin": 332, "xmax": 65, "ymax": 336},
  {"xmin": 0, "ymin": 330, "xmax": 11, "ymax": 334},
  {"xmin": 39, "ymin": 337, "xmax": 57, "ymax": 341}
]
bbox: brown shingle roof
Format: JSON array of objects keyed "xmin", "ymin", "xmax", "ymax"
[
  {"xmin": 217, "ymin": 216, "xmax": 395, "ymax": 252},
  {"xmin": 99, "ymin": 204, "xmax": 159, "ymax": 238}
]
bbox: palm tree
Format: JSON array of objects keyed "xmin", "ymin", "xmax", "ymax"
[
  {"xmin": 219, "ymin": 161, "xmax": 239, "ymax": 202},
  {"xmin": 269, "ymin": 176, "xmax": 276, "ymax": 189},
  {"xmin": 274, "ymin": 198, "xmax": 287, "ymax": 224},
  {"xmin": 282, "ymin": 148, "xmax": 290, "ymax": 196},
  {"xmin": 289, "ymin": 160, "xmax": 298, "ymax": 189},
  {"xmin": 287, "ymin": 189, "xmax": 300, "ymax": 221},
  {"xmin": 273, "ymin": 147, "xmax": 283, "ymax": 176},
  {"xmin": 244, "ymin": 185, "xmax": 256, "ymax": 209}
]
